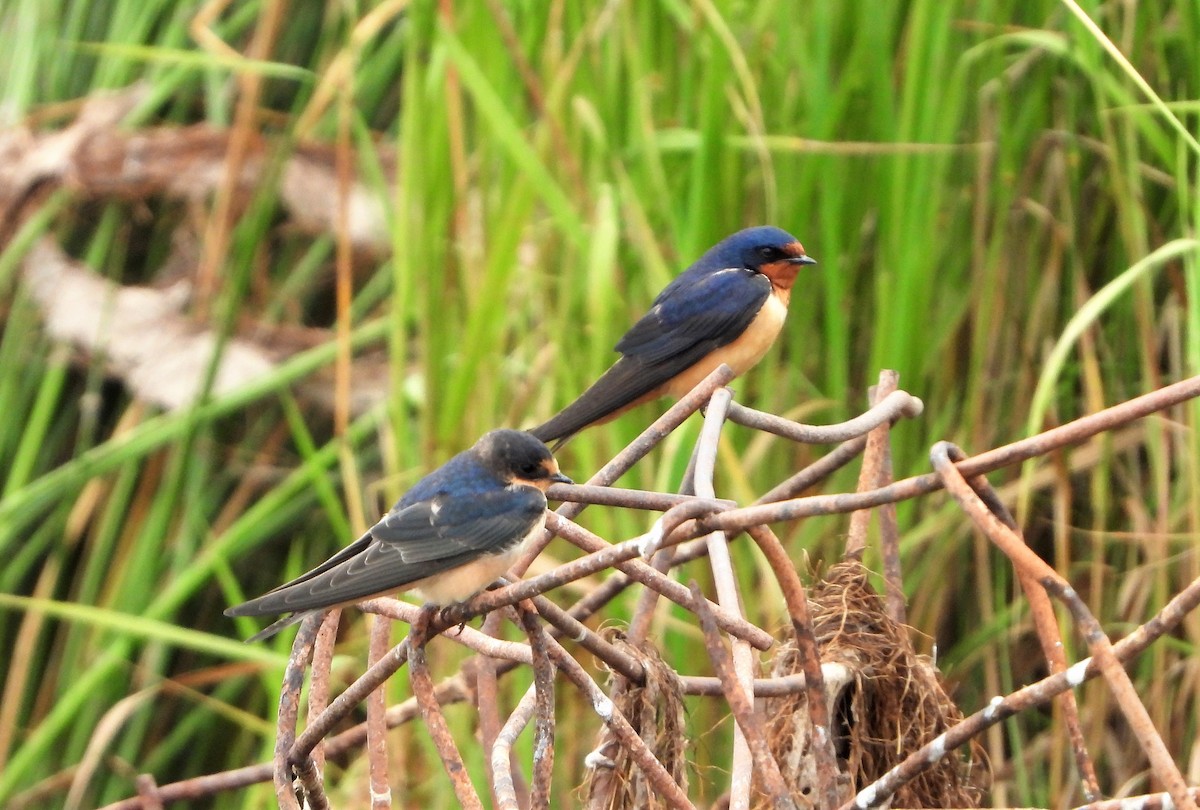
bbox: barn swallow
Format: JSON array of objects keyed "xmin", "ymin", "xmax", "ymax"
[
  {"xmin": 225, "ymin": 430, "xmax": 571, "ymax": 641},
  {"xmin": 529, "ymin": 226, "xmax": 816, "ymax": 447}
]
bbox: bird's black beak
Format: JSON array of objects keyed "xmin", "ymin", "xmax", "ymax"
[
  {"xmin": 788, "ymin": 255, "xmax": 817, "ymax": 266},
  {"xmin": 550, "ymin": 472, "xmax": 574, "ymax": 485}
]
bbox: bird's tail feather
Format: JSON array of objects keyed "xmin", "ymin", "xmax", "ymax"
[
  {"xmin": 529, "ymin": 358, "xmax": 659, "ymax": 445},
  {"xmin": 240, "ymin": 610, "xmax": 318, "ymax": 643}
]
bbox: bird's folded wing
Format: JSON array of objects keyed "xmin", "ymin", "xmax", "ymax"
[
  {"xmin": 226, "ymin": 488, "xmax": 546, "ymax": 616},
  {"xmin": 614, "ymin": 268, "xmax": 771, "ymax": 365},
  {"xmin": 372, "ymin": 487, "xmax": 547, "ymax": 562},
  {"xmin": 529, "ymin": 271, "xmax": 772, "ymax": 445}
]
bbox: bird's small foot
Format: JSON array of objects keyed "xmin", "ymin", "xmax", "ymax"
[{"xmin": 433, "ymin": 603, "xmax": 463, "ymax": 630}]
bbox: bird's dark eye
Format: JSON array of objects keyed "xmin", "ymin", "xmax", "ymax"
[
  {"xmin": 521, "ymin": 462, "xmax": 543, "ymax": 478},
  {"xmin": 758, "ymin": 246, "xmax": 778, "ymax": 261}
]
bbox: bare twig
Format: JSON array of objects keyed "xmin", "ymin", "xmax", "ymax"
[
  {"xmin": 692, "ymin": 388, "xmax": 760, "ymax": 810},
  {"xmin": 492, "ymin": 684, "xmax": 538, "ymax": 810},
  {"xmin": 274, "ymin": 615, "xmax": 321, "ymax": 810},
  {"xmin": 408, "ymin": 610, "xmax": 484, "ymax": 810},
  {"xmin": 1071, "ymin": 788, "xmax": 1200, "ymax": 810},
  {"xmin": 547, "ymin": 483, "xmax": 735, "ymax": 512},
  {"xmin": 366, "ymin": 616, "xmax": 392, "ymax": 810},
  {"xmin": 476, "ymin": 611, "xmax": 507, "ymax": 804},
  {"xmin": 725, "ymin": 389, "xmax": 923, "ymax": 444},
  {"xmin": 755, "ymin": 433, "xmax": 871, "ymax": 505},
  {"xmin": 843, "ymin": 377, "xmax": 896, "ymax": 558},
  {"xmin": 951, "ymin": 449, "xmax": 1099, "ymax": 796},
  {"xmin": 862, "ymin": 374, "xmax": 907, "ymax": 623},
  {"xmin": 746, "ymin": 524, "xmax": 841, "ymax": 806},
  {"xmin": 692, "ymin": 582, "xmax": 797, "ymax": 810},
  {"xmin": 519, "ymin": 604, "xmax": 557, "ymax": 809},
  {"xmin": 308, "ymin": 610, "xmax": 341, "ymax": 772},
  {"xmin": 679, "ymin": 672, "xmax": 810, "ymax": 697},
  {"xmin": 133, "ymin": 775, "xmax": 162, "ymax": 810}
]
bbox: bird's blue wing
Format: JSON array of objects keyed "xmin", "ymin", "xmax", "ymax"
[
  {"xmin": 224, "ymin": 487, "xmax": 546, "ymax": 616},
  {"xmin": 372, "ymin": 487, "xmax": 547, "ymax": 562},
  {"xmin": 529, "ymin": 268, "xmax": 773, "ymax": 444},
  {"xmin": 615, "ymin": 268, "xmax": 771, "ymax": 364}
]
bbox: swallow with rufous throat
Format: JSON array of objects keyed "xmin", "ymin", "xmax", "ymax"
[{"xmin": 529, "ymin": 226, "xmax": 816, "ymax": 447}]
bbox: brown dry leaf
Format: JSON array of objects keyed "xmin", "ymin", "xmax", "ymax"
[
  {"xmin": 0, "ymin": 85, "xmax": 393, "ymax": 251},
  {"xmin": 23, "ymin": 239, "xmax": 275, "ymax": 411},
  {"xmin": 21, "ymin": 238, "xmax": 391, "ymax": 417},
  {"xmin": 4, "ymin": 86, "xmax": 398, "ymax": 416},
  {"xmin": 22, "ymin": 239, "xmax": 392, "ymax": 416}
]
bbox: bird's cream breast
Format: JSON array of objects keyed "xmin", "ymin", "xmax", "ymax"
[
  {"xmin": 663, "ymin": 290, "xmax": 789, "ymax": 398},
  {"xmin": 410, "ymin": 511, "xmax": 547, "ymax": 605}
]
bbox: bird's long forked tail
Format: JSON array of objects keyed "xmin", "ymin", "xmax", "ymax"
[
  {"xmin": 528, "ymin": 357, "xmax": 665, "ymax": 447},
  {"xmin": 235, "ymin": 609, "xmax": 320, "ymax": 643}
]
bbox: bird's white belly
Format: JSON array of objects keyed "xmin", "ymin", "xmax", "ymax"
[
  {"xmin": 411, "ymin": 512, "xmax": 547, "ymax": 605},
  {"xmin": 663, "ymin": 291, "xmax": 788, "ymax": 398}
]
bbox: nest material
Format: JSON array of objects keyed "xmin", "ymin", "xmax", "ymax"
[
  {"xmin": 758, "ymin": 560, "xmax": 986, "ymax": 808},
  {"xmin": 583, "ymin": 630, "xmax": 689, "ymax": 810}
]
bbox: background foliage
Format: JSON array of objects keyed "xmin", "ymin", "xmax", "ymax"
[{"xmin": 0, "ymin": 1, "xmax": 1198, "ymax": 807}]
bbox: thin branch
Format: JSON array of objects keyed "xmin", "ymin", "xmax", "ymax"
[
  {"xmin": 366, "ymin": 616, "xmax": 392, "ymax": 810},
  {"xmin": 725, "ymin": 390, "xmax": 923, "ymax": 444},
  {"xmin": 746, "ymin": 524, "xmax": 841, "ymax": 805},
  {"xmin": 408, "ymin": 610, "xmax": 484, "ymax": 810},
  {"xmin": 273, "ymin": 615, "xmax": 321, "ymax": 810},
  {"xmin": 519, "ymin": 604, "xmax": 557, "ymax": 809},
  {"xmin": 308, "ymin": 610, "xmax": 341, "ymax": 772},
  {"xmin": 476, "ymin": 611, "xmax": 507, "ymax": 804},
  {"xmin": 692, "ymin": 388, "xmax": 758, "ymax": 810},
  {"xmin": 492, "ymin": 686, "xmax": 537, "ymax": 810},
  {"xmin": 692, "ymin": 582, "xmax": 797, "ymax": 810}
]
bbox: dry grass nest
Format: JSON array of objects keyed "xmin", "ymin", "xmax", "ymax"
[{"xmin": 757, "ymin": 560, "xmax": 987, "ymax": 808}]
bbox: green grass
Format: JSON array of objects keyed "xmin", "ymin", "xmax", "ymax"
[{"xmin": 0, "ymin": 0, "xmax": 1198, "ymax": 807}]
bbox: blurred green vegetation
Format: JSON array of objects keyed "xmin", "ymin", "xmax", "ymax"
[{"xmin": 0, "ymin": 1, "xmax": 1198, "ymax": 807}]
